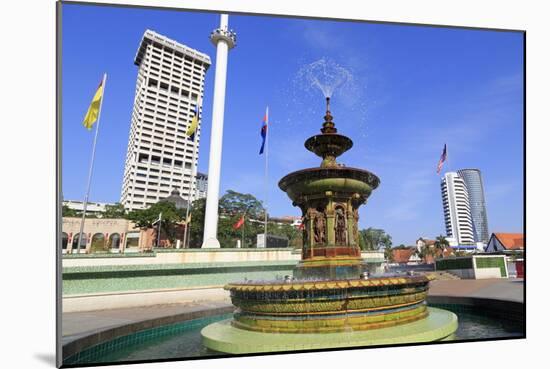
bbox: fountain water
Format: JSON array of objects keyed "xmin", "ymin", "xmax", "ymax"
[
  {"xmin": 201, "ymin": 93, "xmax": 458, "ymax": 354},
  {"xmin": 298, "ymin": 58, "xmax": 353, "ymax": 99}
]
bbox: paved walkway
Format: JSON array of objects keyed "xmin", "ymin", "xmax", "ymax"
[
  {"xmin": 62, "ymin": 278, "xmax": 524, "ymax": 349},
  {"xmin": 429, "ymin": 278, "xmax": 524, "ymax": 303}
]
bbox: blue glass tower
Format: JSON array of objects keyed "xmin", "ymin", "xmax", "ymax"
[{"xmin": 457, "ymin": 169, "xmax": 489, "ymax": 244}]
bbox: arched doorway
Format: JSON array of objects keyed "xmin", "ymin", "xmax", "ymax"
[
  {"xmin": 109, "ymin": 233, "xmax": 121, "ymax": 250},
  {"xmin": 72, "ymin": 233, "xmax": 87, "ymax": 251},
  {"xmin": 91, "ymin": 233, "xmax": 105, "ymax": 253},
  {"xmin": 62, "ymin": 232, "xmax": 68, "ymax": 250}
]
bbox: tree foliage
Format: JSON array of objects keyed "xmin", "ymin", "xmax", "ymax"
[
  {"xmin": 62, "ymin": 205, "xmax": 78, "ymax": 217},
  {"xmin": 219, "ymin": 190, "xmax": 265, "ymax": 219},
  {"xmin": 103, "ymin": 203, "xmax": 127, "ymax": 219},
  {"xmin": 127, "ymin": 201, "xmax": 184, "ymax": 246},
  {"xmin": 434, "ymin": 234, "xmax": 450, "ymax": 253},
  {"xmin": 187, "ymin": 190, "xmax": 300, "ymax": 248},
  {"xmin": 359, "ymin": 227, "xmax": 392, "ymax": 250},
  {"xmin": 188, "ymin": 197, "xmax": 206, "ymax": 248},
  {"xmin": 384, "ymin": 245, "xmax": 394, "ymax": 263}
]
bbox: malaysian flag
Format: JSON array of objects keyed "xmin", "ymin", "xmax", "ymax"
[
  {"xmin": 437, "ymin": 144, "xmax": 447, "ymax": 174},
  {"xmin": 259, "ymin": 109, "xmax": 268, "ymax": 155}
]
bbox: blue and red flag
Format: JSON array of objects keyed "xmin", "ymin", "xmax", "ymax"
[
  {"xmin": 259, "ymin": 108, "xmax": 269, "ymax": 155},
  {"xmin": 437, "ymin": 144, "xmax": 447, "ymax": 174}
]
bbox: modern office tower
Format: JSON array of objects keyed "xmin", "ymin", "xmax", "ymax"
[
  {"xmin": 121, "ymin": 30, "xmax": 211, "ymax": 211},
  {"xmin": 440, "ymin": 172, "xmax": 475, "ymax": 245},
  {"xmin": 457, "ymin": 169, "xmax": 490, "ymax": 245},
  {"xmin": 195, "ymin": 172, "xmax": 208, "ymax": 200}
]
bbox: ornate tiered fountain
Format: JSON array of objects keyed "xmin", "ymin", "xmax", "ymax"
[{"xmin": 201, "ymin": 99, "xmax": 458, "ymax": 353}]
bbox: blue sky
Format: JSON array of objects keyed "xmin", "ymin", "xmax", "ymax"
[{"xmin": 61, "ymin": 3, "xmax": 524, "ymax": 245}]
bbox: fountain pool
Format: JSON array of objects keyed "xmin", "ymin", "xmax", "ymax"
[{"xmin": 63, "ymin": 302, "xmax": 524, "ymax": 365}]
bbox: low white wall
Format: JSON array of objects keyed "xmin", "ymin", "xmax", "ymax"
[
  {"xmin": 62, "ymin": 287, "xmax": 229, "ymax": 313},
  {"xmin": 63, "ymin": 249, "xmax": 384, "ymax": 268},
  {"xmin": 62, "ymin": 249, "xmax": 301, "ymax": 267},
  {"xmin": 473, "ymin": 267, "xmax": 502, "ymax": 279}
]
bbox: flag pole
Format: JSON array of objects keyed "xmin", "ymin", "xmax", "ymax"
[
  {"xmin": 263, "ymin": 106, "xmax": 269, "ymax": 247},
  {"xmin": 156, "ymin": 212, "xmax": 163, "ymax": 248},
  {"xmin": 183, "ymin": 98, "xmax": 201, "ymax": 248},
  {"xmin": 241, "ymin": 214, "xmax": 245, "ymax": 248},
  {"xmin": 447, "ymin": 144, "xmax": 452, "ymax": 173},
  {"xmin": 241, "ymin": 205, "xmax": 251, "ymax": 248},
  {"xmin": 76, "ymin": 73, "xmax": 107, "ymax": 254}
]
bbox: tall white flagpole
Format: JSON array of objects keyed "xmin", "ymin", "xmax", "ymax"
[
  {"xmin": 263, "ymin": 106, "xmax": 269, "ymax": 247},
  {"xmin": 183, "ymin": 98, "xmax": 201, "ymax": 248},
  {"xmin": 76, "ymin": 73, "xmax": 107, "ymax": 254},
  {"xmin": 202, "ymin": 14, "xmax": 236, "ymax": 248},
  {"xmin": 157, "ymin": 212, "xmax": 162, "ymax": 248}
]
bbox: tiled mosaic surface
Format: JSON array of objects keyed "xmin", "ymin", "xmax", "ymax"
[
  {"xmin": 63, "ymin": 261, "xmax": 297, "ymax": 295},
  {"xmin": 202, "ymin": 307, "xmax": 458, "ymax": 354},
  {"xmin": 64, "ymin": 313, "xmax": 233, "ymax": 365}
]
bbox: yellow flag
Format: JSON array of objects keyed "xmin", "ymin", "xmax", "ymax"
[
  {"xmin": 82, "ymin": 79, "xmax": 104, "ymax": 130},
  {"xmin": 185, "ymin": 104, "xmax": 199, "ymax": 137}
]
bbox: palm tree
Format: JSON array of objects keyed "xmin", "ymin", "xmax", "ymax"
[
  {"xmin": 415, "ymin": 244, "xmax": 434, "ymax": 263},
  {"xmin": 434, "ymin": 235, "xmax": 449, "ymax": 257}
]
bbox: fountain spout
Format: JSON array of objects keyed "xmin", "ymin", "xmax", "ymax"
[{"xmin": 321, "ymin": 97, "xmax": 337, "ymax": 134}]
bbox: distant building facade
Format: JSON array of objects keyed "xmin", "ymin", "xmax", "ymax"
[
  {"xmin": 120, "ymin": 30, "xmax": 211, "ymax": 211},
  {"xmin": 62, "ymin": 217, "xmax": 141, "ymax": 254},
  {"xmin": 440, "ymin": 172, "xmax": 475, "ymax": 246},
  {"xmin": 61, "ymin": 217, "xmax": 186, "ymax": 254},
  {"xmin": 415, "ymin": 238, "xmax": 435, "ymax": 252},
  {"xmin": 63, "ymin": 200, "xmax": 116, "ymax": 217},
  {"xmin": 484, "ymin": 233, "xmax": 524, "ymax": 253},
  {"xmin": 457, "ymin": 169, "xmax": 489, "ymax": 245}
]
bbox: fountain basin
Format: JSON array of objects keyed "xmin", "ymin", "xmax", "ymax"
[
  {"xmin": 278, "ymin": 167, "xmax": 379, "ymax": 204},
  {"xmin": 201, "ymin": 307, "xmax": 458, "ymax": 354},
  {"xmin": 224, "ymin": 275, "xmax": 431, "ymax": 333},
  {"xmin": 304, "ymin": 133, "xmax": 353, "ymax": 159}
]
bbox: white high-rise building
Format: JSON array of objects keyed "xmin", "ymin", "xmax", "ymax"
[
  {"xmin": 121, "ymin": 30, "xmax": 211, "ymax": 211},
  {"xmin": 440, "ymin": 172, "xmax": 475, "ymax": 245}
]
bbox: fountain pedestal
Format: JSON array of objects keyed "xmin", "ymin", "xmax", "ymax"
[{"xmin": 279, "ymin": 97, "xmax": 379, "ymax": 280}]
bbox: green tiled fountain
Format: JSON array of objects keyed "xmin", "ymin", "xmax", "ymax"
[{"xmin": 201, "ymin": 99, "xmax": 457, "ymax": 353}]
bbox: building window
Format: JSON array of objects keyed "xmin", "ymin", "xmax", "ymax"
[
  {"xmin": 109, "ymin": 233, "xmax": 121, "ymax": 249},
  {"xmin": 62, "ymin": 232, "xmax": 68, "ymax": 250}
]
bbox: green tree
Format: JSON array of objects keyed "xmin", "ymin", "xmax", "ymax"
[
  {"xmin": 384, "ymin": 245, "xmax": 394, "ymax": 263},
  {"xmin": 360, "ymin": 228, "xmax": 392, "ymax": 250},
  {"xmin": 103, "ymin": 203, "xmax": 127, "ymax": 219},
  {"xmin": 187, "ymin": 191, "xmax": 268, "ymax": 248},
  {"xmin": 415, "ymin": 244, "xmax": 434, "ymax": 262},
  {"xmin": 188, "ymin": 197, "xmax": 206, "ymax": 248},
  {"xmin": 219, "ymin": 190, "xmax": 265, "ymax": 218},
  {"xmin": 62, "ymin": 205, "xmax": 78, "ymax": 217},
  {"xmin": 127, "ymin": 201, "xmax": 182, "ymax": 246},
  {"xmin": 218, "ymin": 190, "xmax": 266, "ymax": 248},
  {"xmin": 358, "ymin": 230, "xmax": 367, "ymax": 250},
  {"xmin": 434, "ymin": 234, "xmax": 450, "ymax": 256}
]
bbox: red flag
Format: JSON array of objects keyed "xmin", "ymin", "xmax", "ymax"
[
  {"xmin": 297, "ymin": 218, "xmax": 305, "ymax": 230},
  {"xmin": 233, "ymin": 216, "xmax": 245, "ymax": 230}
]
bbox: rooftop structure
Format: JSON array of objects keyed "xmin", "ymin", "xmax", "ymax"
[{"xmin": 485, "ymin": 232, "xmax": 524, "ymax": 252}]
